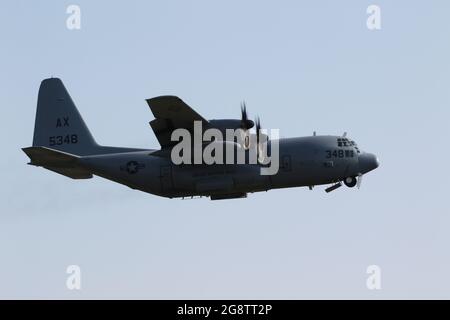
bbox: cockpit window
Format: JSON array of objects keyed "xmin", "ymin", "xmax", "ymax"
[
  {"xmin": 337, "ymin": 138, "xmax": 351, "ymax": 147},
  {"xmin": 337, "ymin": 138, "xmax": 361, "ymax": 153}
]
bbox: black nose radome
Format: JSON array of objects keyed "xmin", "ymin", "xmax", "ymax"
[{"xmin": 359, "ymin": 152, "xmax": 379, "ymax": 174}]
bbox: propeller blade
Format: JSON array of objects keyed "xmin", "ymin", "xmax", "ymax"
[
  {"xmin": 240, "ymin": 101, "xmax": 254, "ymax": 129},
  {"xmin": 255, "ymin": 116, "xmax": 268, "ymax": 163},
  {"xmin": 241, "ymin": 102, "xmax": 247, "ymax": 122},
  {"xmin": 255, "ymin": 116, "xmax": 261, "ymax": 147},
  {"xmin": 357, "ymin": 173, "xmax": 363, "ymax": 189}
]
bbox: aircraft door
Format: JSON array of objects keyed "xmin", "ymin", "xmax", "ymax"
[{"xmin": 160, "ymin": 165, "xmax": 173, "ymax": 192}]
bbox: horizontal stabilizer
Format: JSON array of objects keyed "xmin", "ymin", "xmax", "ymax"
[{"xmin": 22, "ymin": 146, "xmax": 92, "ymax": 179}]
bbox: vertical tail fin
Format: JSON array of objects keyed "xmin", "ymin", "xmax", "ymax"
[{"xmin": 32, "ymin": 78, "xmax": 99, "ymax": 155}]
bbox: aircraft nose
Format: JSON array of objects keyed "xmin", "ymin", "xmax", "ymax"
[{"xmin": 358, "ymin": 152, "xmax": 379, "ymax": 174}]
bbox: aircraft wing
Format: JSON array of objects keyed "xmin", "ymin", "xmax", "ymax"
[{"xmin": 146, "ymin": 95, "xmax": 208, "ymax": 148}]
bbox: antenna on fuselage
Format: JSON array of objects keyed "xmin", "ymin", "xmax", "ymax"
[
  {"xmin": 342, "ymin": 132, "xmax": 347, "ymax": 137},
  {"xmin": 313, "ymin": 131, "xmax": 316, "ymax": 136}
]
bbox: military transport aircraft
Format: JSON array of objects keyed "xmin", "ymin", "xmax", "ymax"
[{"xmin": 23, "ymin": 78, "xmax": 379, "ymax": 200}]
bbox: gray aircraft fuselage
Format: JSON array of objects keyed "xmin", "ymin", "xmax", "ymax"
[{"xmin": 77, "ymin": 136, "xmax": 379, "ymax": 199}]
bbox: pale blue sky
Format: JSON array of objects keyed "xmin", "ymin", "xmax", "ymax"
[{"xmin": 1, "ymin": 0, "xmax": 449, "ymax": 298}]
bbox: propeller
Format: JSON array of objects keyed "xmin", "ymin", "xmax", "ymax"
[
  {"xmin": 238, "ymin": 102, "xmax": 266, "ymax": 159},
  {"xmin": 240, "ymin": 102, "xmax": 254, "ymax": 130},
  {"xmin": 239, "ymin": 102, "xmax": 254, "ymax": 149}
]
